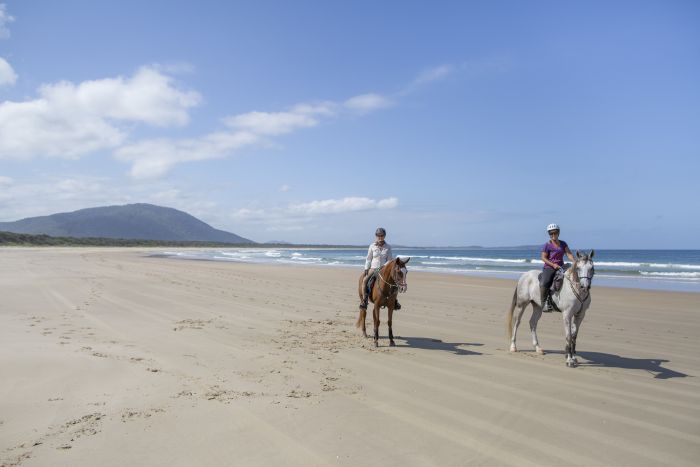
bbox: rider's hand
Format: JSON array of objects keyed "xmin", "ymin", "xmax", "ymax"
[{"xmin": 554, "ymin": 264, "xmax": 560, "ymax": 270}]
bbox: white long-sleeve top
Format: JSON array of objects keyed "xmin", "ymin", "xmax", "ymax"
[{"xmin": 365, "ymin": 242, "xmax": 393, "ymax": 270}]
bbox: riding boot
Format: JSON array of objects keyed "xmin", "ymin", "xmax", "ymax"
[
  {"xmin": 360, "ymin": 286, "xmax": 369, "ymax": 310},
  {"xmin": 395, "ymin": 300, "xmax": 401, "ymax": 310},
  {"xmin": 360, "ymin": 274, "xmax": 370, "ymax": 310},
  {"xmin": 540, "ymin": 286, "xmax": 552, "ymax": 312}
]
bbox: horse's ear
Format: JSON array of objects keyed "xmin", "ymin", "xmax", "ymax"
[
  {"xmin": 404, "ymin": 257, "xmax": 410, "ymax": 264},
  {"xmin": 589, "ymin": 249, "xmax": 595, "ymax": 258},
  {"xmin": 576, "ymin": 250, "xmax": 582, "ymax": 259}
]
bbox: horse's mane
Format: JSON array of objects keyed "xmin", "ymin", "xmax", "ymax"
[
  {"xmin": 382, "ymin": 258, "xmax": 398, "ymax": 270},
  {"xmin": 380, "ymin": 258, "xmax": 398, "ymax": 277},
  {"xmin": 567, "ymin": 253, "xmax": 592, "ymax": 283},
  {"xmin": 568, "ymin": 261, "xmax": 580, "ymax": 283}
]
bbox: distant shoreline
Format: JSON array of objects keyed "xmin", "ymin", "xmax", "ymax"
[{"xmin": 2, "ymin": 231, "xmax": 698, "ymax": 251}]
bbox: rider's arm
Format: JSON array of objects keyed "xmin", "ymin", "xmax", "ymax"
[
  {"xmin": 564, "ymin": 244, "xmax": 576, "ymax": 263},
  {"xmin": 364, "ymin": 245, "xmax": 373, "ymax": 272},
  {"xmin": 541, "ymin": 251, "xmax": 559, "ymax": 269},
  {"xmin": 386, "ymin": 244, "xmax": 393, "ymax": 262}
]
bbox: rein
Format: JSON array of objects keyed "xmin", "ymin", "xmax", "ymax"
[
  {"xmin": 376, "ymin": 260, "xmax": 406, "ymax": 297},
  {"xmin": 565, "ymin": 268, "xmax": 591, "ymax": 305},
  {"xmin": 377, "ymin": 268, "xmax": 399, "ymax": 296}
]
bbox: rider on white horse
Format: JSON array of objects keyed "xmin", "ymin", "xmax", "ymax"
[
  {"xmin": 360, "ymin": 227, "xmax": 401, "ymax": 311},
  {"xmin": 540, "ymin": 223, "xmax": 576, "ymax": 312}
]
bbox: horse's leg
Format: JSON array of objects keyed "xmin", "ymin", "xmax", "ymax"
[
  {"xmin": 571, "ymin": 308, "xmax": 587, "ymax": 365},
  {"xmin": 510, "ymin": 304, "xmax": 527, "ymax": 352},
  {"xmin": 529, "ymin": 304, "xmax": 545, "ymax": 355},
  {"xmin": 357, "ymin": 276, "xmax": 368, "ymax": 338},
  {"xmin": 357, "ymin": 307, "xmax": 367, "ymax": 338},
  {"xmin": 387, "ymin": 304, "xmax": 395, "ymax": 347},
  {"xmin": 372, "ymin": 302, "xmax": 380, "ymax": 348},
  {"xmin": 563, "ymin": 313, "xmax": 574, "ymax": 367},
  {"xmin": 570, "ymin": 318, "xmax": 579, "ymax": 366}
]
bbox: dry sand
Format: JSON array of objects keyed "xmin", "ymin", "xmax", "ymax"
[{"xmin": 1, "ymin": 248, "xmax": 699, "ymax": 466}]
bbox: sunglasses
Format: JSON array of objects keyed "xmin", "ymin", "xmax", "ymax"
[{"xmin": 549, "ymin": 231, "xmax": 560, "ymax": 236}]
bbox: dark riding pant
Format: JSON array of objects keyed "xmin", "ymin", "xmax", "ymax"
[{"xmin": 540, "ymin": 267, "xmax": 557, "ymax": 290}]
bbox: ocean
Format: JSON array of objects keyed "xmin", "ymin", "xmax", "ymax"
[{"xmin": 156, "ymin": 247, "xmax": 700, "ymax": 293}]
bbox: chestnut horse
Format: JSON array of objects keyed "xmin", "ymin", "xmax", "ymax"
[{"xmin": 356, "ymin": 257, "xmax": 410, "ymax": 347}]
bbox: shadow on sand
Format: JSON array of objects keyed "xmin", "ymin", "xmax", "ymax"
[
  {"xmin": 551, "ymin": 350, "xmax": 689, "ymax": 379},
  {"xmin": 394, "ymin": 337, "xmax": 483, "ymax": 356}
]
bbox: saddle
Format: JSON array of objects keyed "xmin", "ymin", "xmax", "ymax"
[
  {"xmin": 551, "ymin": 267, "xmax": 566, "ymax": 293},
  {"xmin": 364, "ymin": 272, "xmax": 402, "ymax": 310},
  {"xmin": 366, "ymin": 275, "xmax": 377, "ymax": 302},
  {"xmin": 537, "ymin": 264, "xmax": 569, "ymax": 294}
]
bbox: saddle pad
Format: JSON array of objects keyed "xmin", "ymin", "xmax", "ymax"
[
  {"xmin": 551, "ymin": 269, "xmax": 565, "ymax": 293},
  {"xmin": 367, "ymin": 276, "xmax": 377, "ymax": 302}
]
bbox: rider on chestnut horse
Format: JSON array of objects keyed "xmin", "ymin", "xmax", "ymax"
[{"xmin": 360, "ymin": 227, "xmax": 401, "ymax": 311}]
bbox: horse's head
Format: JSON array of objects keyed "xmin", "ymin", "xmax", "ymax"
[
  {"xmin": 574, "ymin": 250, "xmax": 595, "ymax": 290},
  {"xmin": 393, "ymin": 257, "xmax": 410, "ymax": 293}
]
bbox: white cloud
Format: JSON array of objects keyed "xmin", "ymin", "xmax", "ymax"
[
  {"xmin": 38, "ymin": 67, "xmax": 200, "ymax": 126},
  {"xmin": 0, "ymin": 3, "xmax": 14, "ymax": 39},
  {"xmin": 226, "ymin": 111, "xmax": 319, "ymax": 135},
  {"xmin": 229, "ymin": 196, "xmax": 399, "ymax": 231},
  {"xmin": 114, "ymin": 130, "xmax": 259, "ymax": 179},
  {"xmin": 225, "ymin": 101, "xmax": 337, "ymax": 136},
  {"xmin": 1, "ymin": 62, "xmax": 446, "ymax": 178},
  {"xmin": 0, "ymin": 176, "xmax": 109, "ymax": 221},
  {"xmin": 397, "ymin": 64, "xmax": 454, "ymax": 96},
  {"xmin": 289, "ymin": 196, "xmax": 398, "ymax": 215},
  {"xmin": 413, "ymin": 65, "xmax": 453, "ymax": 85},
  {"xmin": 0, "ymin": 57, "xmax": 16, "ymax": 85},
  {"xmin": 0, "ymin": 175, "xmax": 12, "ymax": 185},
  {"xmin": 117, "ymin": 101, "xmax": 336, "ymax": 179},
  {"xmin": 291, "ymin": 102, "xmax": 337, "ymax": 116},
  {"xmin": 232, "ymin": 207, "xmax": 268, "ymax": 221},
  {"xmin": 0, "ymin": 67, "xmax": 200, "ymax": 160},
  {"xmin": 279, "ymin": 184, "xmax": 290, "ymax": 192},
  {"xmin": 344, "ymin": 93, "xmax": 393, "ymax": 112}
]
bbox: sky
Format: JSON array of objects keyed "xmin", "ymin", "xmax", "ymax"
[{"xmin": 1, "ymin": 1, "xmax": 699, "ymax": 248}]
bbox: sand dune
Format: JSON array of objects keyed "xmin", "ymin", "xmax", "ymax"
[{"xmin": 1, "ymin": 248, "xmax": 699, "ymax": 466}]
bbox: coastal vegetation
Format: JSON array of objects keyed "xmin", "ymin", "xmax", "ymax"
[{"xmin": 0, "ymin": 230, "xmax": 255, "ymax": 247}]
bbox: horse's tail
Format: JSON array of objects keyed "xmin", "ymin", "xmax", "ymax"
[
  {"xmin": 506, "ymin": 287, "xmax": 518, "ymax": 341},
  {"xmin": 356, "ymin": 273, "xmax": 367, "ymax": 329},
  {"xmin": 355, "ymin": 310, "xmax": 364, "ymax": 329}
]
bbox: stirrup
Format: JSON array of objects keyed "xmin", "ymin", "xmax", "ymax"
[{"xmin": 542, "ymin": 298, "xmax": 553, "ymax": 312}]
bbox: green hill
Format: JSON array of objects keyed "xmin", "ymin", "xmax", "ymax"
[{"xmin": 0, "ymin": 204, "xmax": 254, "ymax": 244}]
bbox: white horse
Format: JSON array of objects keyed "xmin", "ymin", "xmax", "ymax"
[{"xmin": 506, "ymin": 251, "xmax": 595, "ymax": 367}]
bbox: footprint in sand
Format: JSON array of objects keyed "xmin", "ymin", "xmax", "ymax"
[
  {"xmin": 120, "ymin": 408, "xmax": 165, "ymax": 423},
  {"xmin": 204, "ymin": 386, "xmax": 256, "ymax": 403}
]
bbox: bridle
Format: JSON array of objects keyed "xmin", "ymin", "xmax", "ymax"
[
  {"xmin": 566, "ymin": 261, "xmax": 594, "ymax": 304},
  {"xmin": 378, "ymin": 261, "xmax": 408, "ymax": 295}
]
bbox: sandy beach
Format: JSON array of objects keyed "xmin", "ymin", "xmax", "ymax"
[{"xmin": 1, "ymin": 248, "xmax": 699, "ymax": 467}]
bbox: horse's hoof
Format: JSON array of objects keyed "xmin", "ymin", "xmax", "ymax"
[
  {"xmin": 389, "ymin": 341, "xmax": 396, "ymax": 347},
  {"xmin": 509, "ymin": 345, "xmax": 517, "ymax": 353},
  {"xmin": 362, "ymin": 332, "xmax": 368, "ymax": 338},
  {"xmin": 373, "ymin": 340, "xmax": 378, "ymax": 348},
  {"xmin": 536, "ymin": 347, "xmax": 545, "ymax": 355}
]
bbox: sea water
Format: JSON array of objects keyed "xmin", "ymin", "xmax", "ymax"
[{"xmin": 156, "ymin": 247, "xmax": 700, "ymax": 293}]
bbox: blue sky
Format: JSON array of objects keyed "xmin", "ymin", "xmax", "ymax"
[{"xmin": 1, "ymin": 1, "xmax": 698, "ymax": 248}]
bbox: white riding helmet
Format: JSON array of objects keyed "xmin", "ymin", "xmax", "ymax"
[{"xmin": 547, "ymin": 223, "xmax": 560, "ymax": 233}]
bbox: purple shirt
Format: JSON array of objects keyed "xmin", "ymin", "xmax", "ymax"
[{"xmin": 541, "ymin": 240, "xmax": 568, "ymax": 269}]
